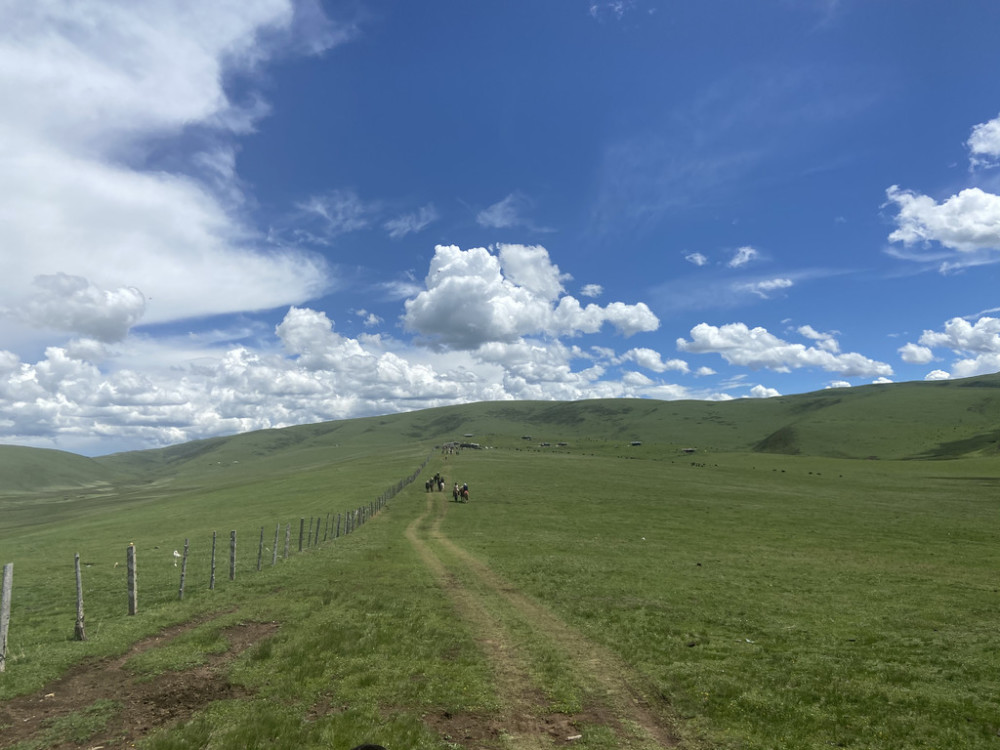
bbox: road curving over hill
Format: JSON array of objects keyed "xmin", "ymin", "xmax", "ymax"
[{"xmin": 405, "ymin": 488, "xmax": 679, "ymax": 749}]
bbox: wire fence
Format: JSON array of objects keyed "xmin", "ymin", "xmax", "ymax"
[{"xmin": 0, "ymin": 457, "xmax": 430, "ymax": 673}]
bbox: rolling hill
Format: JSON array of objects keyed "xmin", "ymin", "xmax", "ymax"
[{"xmin": 2, "ymin": 372, "xmax": 999, "ymax": 495}]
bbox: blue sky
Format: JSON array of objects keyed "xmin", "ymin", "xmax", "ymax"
[{"xmin": 3, "ymin": 0, "xmax": 1000, "ymax": 456}]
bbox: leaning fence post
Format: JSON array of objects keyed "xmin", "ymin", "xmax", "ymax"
[
  {"xmin": 74, "ymin": 553, "xmax": 86, "ymax": 641},
  {"xmin": 1, "ymin": 562, "xmax": 13, "ymax": 671},
  {"xmin": 229, "ymin": 530, "xmax": 237, "ymax": 581},
  {"xmin": 178, "ymin": 539, "xmax": 189, "ymax": 601},
  {"xmin": 126, "ymin": 544, "xmax": 137, "ymax": 615}
]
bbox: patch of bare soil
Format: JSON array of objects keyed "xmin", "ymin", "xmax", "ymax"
[
  {"xmin": 424, "ymin": 703, "xmax": 617, "ymax": 749},
  {"xmin": 0, "ymin": 619, "xmax": 279, "ymax": 749}
]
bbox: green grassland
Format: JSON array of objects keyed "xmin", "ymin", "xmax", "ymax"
[{"xmin": 1, "ymin": 375, "xmax": 999, "ymax": 748}]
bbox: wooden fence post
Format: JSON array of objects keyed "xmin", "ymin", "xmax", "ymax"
[
  {"xmin": 126, "ymin": 544, "xmax": 137, "ymax": 616},
  {"xmin": 229, "ymin": 530, "xmax": 237, "ymax": 581},
  {"xmin": 336, "ymin": 513, "xmax": 341, "ymax": 538},
  {"xmin": 314, "ymin": 516, "xmax": 321, "ymax": 546},
  {"xmin": 272, "ymin": 523, "xmax": 279, "ymax": 566},
  {"xmin": 0, "ymin": 562, "xmax": 12, "ymax": 672},
  {"xmin": 74, "ymin": 553, "xmax": 86, "ymax": 641},
  {"xmin": 307, "ymin": 517, "xmax": 314, "ymax": 548},
  {"xmin": 284, "ymin": 524, "xmax": 290, "ymax": 559},
  {"xmin": 210, "ymin": 531, "xmax": 217, "ymax": 590},
  {"xmin": 324, "ymin": 513, "xmax": 330, "ymax": 541},
  {"xmin": 178, "ymin": 539, "xmax": 189, "ymax": 601},
  {"xmin": 299, "ymin": 518, "xmax": 305, "ymax": 552}
]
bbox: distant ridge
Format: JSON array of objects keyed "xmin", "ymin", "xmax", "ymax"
[
  {"xmin": 2, "ymin": 373, "xmax": 999, "ymax": 494},
  {"xmin": 0, "ymin": 445, "xmax": 118, "ymax": 494}
]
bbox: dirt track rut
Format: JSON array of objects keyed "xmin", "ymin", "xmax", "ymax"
[{"xmin": 405, "ymin": 491, "xmax": 677, "ymax": 749}]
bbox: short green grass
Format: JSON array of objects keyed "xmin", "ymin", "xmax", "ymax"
[
  {"xmin": 441, "ymin": 448, "xmax": 1000, "ymax": 748},
  {"xmin": 2, "ymin": 390, "xmax": 1000, "ymax": 748}
]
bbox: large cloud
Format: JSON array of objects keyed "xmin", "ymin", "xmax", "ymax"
[
  {"xmin": 885, "ymin": 185, "xmax": 1000, "ymax": 254},
  {"xmin": 0, "ymin": 303, "xmax": 699, "ymax": 455},
  {"xmin": 403, "ymin": 244, "xmax": 659, "ymax": 349},
  {"xmin": 11, "ymin": 274, "xmax": 146, "ymax": 343},
  {"xmin": 677, "ymin": 322, "xmax": 893, "ymax": 377},
  {"xmin": 903, "ymin": 316, "xmax": 1000, "ymax": 379},
  {"xmin": 917, "ymin": 316, "xmax": 1000, "ymax": 353},
  {"xmin": 0, "ymin": 0, "xmax": 340, "ymax": 338}
]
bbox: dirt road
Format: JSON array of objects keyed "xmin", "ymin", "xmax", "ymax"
[{"xmin": 405, "ymin": 490, "xmax": 678, "ymax": 749}]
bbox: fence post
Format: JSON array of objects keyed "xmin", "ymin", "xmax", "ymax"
[
  {"xmin": 272, "ymin": 523, "xmax": 279, "ymax": 566},
  {"xmin": 284, "ymin": 524, "xmax": 290, "ymax": 559},
  {"xmin": 74, "ymin": 553, "xmax": 86, "ymax": 641},
  {"xmin": 229, "ymin": 531, "xmax": 237, "ymax": 581},
  {"xmin": 126, "ymin": 544, "xmax": 137, "ymax": 615},
  {"xmin": 1, "ymin": 562, "xmax": 12, "ymax": 671},
  {"xmin": 307, "ymin": 517, "xmax": 314, "ymax": 548},
  {"xmin": 314, "ymin": 516, "xmax": 321, "ymax": 546},
  {"xmin": 299, "ymin": 518, "xmax": 305, "ymax": 552},
  {"xmin": 210, "ymin": 531, "xmax": 217, "ymax": 590},
  {"xmin": 324, "ymin": 513, "xmax": 330, "ymax": 541},
  {"xmin": 336, "ymin": 513, "xmax": 341, "ymax": 538},
  {"xmin": 178, "ymin": 539, "xmax": 189, "ymax": 601}
]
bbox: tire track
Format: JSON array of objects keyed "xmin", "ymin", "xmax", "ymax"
[{"xmin": 406, "ymin": 490, "xmax": 678, "ymax": 748}]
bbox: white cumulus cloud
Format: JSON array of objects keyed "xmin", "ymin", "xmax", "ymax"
[
  {"xmin": 403, "ymin": 244, "xmax": 659, "ymax": 349},
  {"xmin": 13, "ymin": 274, "xmax": 146, "ymax": 343},
  {"xmin": 910, "ymin": 316, "xmax": 1000, "ymax": 378},
  {"xmin": 621, "ymin": 348, "xmax": 689, "ymax": 373},
  {"xmin": 885, "ymin": 185, "xmax": 1000, "ymax": 254},
  {"xmin": 898, "ymin": 342, "xmax": 934, "ymax": 364},
  {"xmin": 968, "ymin": 113, "xmax": 1000, "ymax": 169},
  {"xmin": 677, "ymin": 322, "xmax": 893, "ymax": 377}
]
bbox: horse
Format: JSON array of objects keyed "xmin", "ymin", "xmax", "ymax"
[{"xmin": 460, "ymin": 488, "xmax": 470, "ymax": 502}]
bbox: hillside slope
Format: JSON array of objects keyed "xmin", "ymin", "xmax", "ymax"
[
  {"xmin": 2, "ymin": 373, "xmax": 999, "ymax": 494},
  {"xmin": 0, "ymin": 445, "xmax": 120, "ymax": 494}
]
